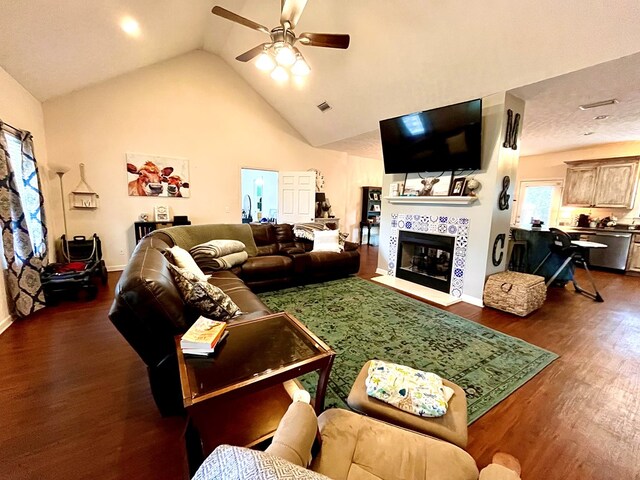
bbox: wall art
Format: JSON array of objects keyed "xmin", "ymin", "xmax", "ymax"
[{"xmin": 126, "ymin": 153, "xmax": 190, "ymax": 197}]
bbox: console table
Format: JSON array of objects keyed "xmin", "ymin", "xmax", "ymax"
[
  {"xmin": 134, "ymin": 221, "xmax": 174, "ymax": 243},
  {"xmin": 314, "ymin": 217, "xmax": 340, "ymax": 229}
]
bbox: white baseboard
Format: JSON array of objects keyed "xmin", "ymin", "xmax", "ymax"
[
  {"xmin": 107, "ymin": 264, "xmax": 126, "ymax": 272},
  {"xmin": 0, "ymin": 315, "xmax": 13, "ymax": 335},
  {"xmin": 461, "ymin": 294, "xmax": 484, "ymax": 307}
]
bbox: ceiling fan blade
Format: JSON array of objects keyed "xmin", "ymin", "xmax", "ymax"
[
  {"xmin": 280, "ymin": 0, "xmax": 308, "ymax": 29},
  {"xmin": 235, "ymin": 43, "xmax": 271, "ymax": 62},
  {"xmin": 212, "ymin": 6, "xmax": 270, "ymax": 34},
  {"xmin": 297, "ymin": 32, "xmax": 350, "ymax": 49}
]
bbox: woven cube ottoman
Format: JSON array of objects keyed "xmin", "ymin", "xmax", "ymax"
[
  {"xmin": 483, "ymin": 271, "xmax": 546, "ymax": 316},
  {"xmin": 346, "ymin": 361, "xmax": 468, "ymax": 449}
]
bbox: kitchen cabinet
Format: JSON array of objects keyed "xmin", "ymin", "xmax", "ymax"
[
  {"xmin": 562, "ymin": 158, "xmax": 639, "ymax": 208},
  {"xmin": 627, "ymin": 235, "xmax": 640, "ymax": 273}
]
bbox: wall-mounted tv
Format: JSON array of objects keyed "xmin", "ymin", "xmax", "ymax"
[{"xmin": 379, "ymin": 99, "xmax": 482, "ymax": 174}]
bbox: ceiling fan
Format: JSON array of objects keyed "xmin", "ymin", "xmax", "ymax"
[{"xmin": 211, "ymin": 0, "xmax": 350, "ymax": 81}]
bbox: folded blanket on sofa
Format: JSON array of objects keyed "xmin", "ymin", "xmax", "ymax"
[
  {"xmin": 202, "ymin": 251, "xmax": 249, "ymax": 271},
  {"xmin": 190, "ymin": 239, "xmax": 246, "ymax": 259},
  {"xmin": 293, "ymin": 222, "xmax": 349, "ymax": 243},
  {"xmin": 365, "ymin": 360, "xmax": 451, "ymax": 418}
]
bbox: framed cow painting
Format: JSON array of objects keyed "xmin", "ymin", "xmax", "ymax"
[{"xmin": 126, "ymin": 153, "xmax": 190, "ymax": 198}]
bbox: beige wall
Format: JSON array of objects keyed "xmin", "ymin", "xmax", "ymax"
[
  {"xmin": 43, "ymin": 50, "xmax": 382, "ymax": 269},
  {"xmin": 517, "ymin": 141, "xmax": 640, "ymax": 224},
  {"xmin": 0, "ymin": 66, "xmax": 54, "ymax": 329}
]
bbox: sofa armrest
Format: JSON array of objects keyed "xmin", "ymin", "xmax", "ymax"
[
  {"xmin": 479, "ymin": 464, "xmax": 521, "ymax": 480},
  {"xmin": 265, "ymin": 402, "xmax": 318, "ymax": 467}
]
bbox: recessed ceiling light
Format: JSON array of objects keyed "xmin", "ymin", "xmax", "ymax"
[
  {"xmin": 594, "ymin": 115, "xmax": 610, "ymax": 120},
  {"xmin": 578, "ymin": 99, "xmax": 618, "ymax": 110},
  {"xmin": 120, "ymin": 17, "xmax": 141, "ymax": 37},
  {"xmin": 583, "ymin": 131, "xmax": 595, "ymax": 136}
]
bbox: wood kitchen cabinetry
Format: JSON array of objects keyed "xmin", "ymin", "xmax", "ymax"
[
  {"xmin": 627, "ymin": 235, "xmax": 640, "ymax": 273},
  {"xmin": 562, "ymin": 158, "xmax": 639, "ymax": 208}
]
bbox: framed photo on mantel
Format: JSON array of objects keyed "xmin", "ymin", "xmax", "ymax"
[{"xmin": 449, "ymin": 177, "xmax": 467, "ymax": 196}]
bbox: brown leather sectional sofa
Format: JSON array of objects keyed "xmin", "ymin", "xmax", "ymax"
[{"xmin": 108, "ymin": 223, "xmax": 360, "ymax": 414}]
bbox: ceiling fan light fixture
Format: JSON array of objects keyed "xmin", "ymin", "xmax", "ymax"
[
  {"xmin": 271, "ymin": 65, "xmax": 289, "ymax": 82},
  {"xmin": 255, "ymin": 52, "xmax": 276, "ymax": 71},
  {"xmin": 275, "ymin": 45, "xmax": 296, "ymax": 66},
  {"xmin": 291, "ymin": 56, "xmax": 310, "ymax": 76}
]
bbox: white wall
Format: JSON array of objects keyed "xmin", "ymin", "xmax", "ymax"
[
  {"xmin": 0, "ymin": 66, "xmax": 55, "ymax": 330},
  {"xmin": 43, "ymin": 51, "xmax": 382, "ymax": 269},
  {"xmin": 516, "ymin": 141, "xmax": 640, "ymax": 224}
]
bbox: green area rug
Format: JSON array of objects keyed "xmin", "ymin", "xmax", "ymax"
[{"xmin": 259, "ymin": 276, "xmax": 558, "ymax": 424}]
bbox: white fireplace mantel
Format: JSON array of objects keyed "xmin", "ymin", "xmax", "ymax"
[{"xmin": 384, "ymin": 196, "xmax": 478, "ymax": 205}]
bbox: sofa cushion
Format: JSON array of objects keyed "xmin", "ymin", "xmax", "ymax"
[
  {"xmin": 207, "ymin": 271, "xmax": 272, "ymax": 318},
  {"xmin": 241, "ymin": 255, "xmax": 293, "ymax": 280},
  {"xmin": 168, "ymin": 264, "xmax": 240, "ymax": 320},
  {"xmin": 312, "ymin": 409, "xmax": 478, "ymax": 480},
  {"xmin": 251, "ymin": 224, "xmax": 279, "ymax": 256}
]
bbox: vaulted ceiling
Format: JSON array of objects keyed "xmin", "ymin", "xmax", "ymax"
[{"xmin": 1, "ymin": 0, "xmax": 640, "ymax": 156}]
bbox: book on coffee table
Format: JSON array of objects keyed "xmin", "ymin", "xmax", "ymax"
[
  {"xmin": 182, "ymin": 331, "xmax": 229, "ymax": 356},
  {"xmin": 180, "ymin": 317, "xmax": 226, "ymax": 355}
]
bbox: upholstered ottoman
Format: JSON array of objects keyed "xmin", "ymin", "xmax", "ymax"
[{"xmin": 346, "ymin": 361, "xmax": 468, "ymax": 449}]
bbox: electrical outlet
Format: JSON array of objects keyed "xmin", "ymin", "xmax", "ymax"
[
  {"xmin": 225, "ymin": 206, "xmax": 230, "ymax": 213},
  {"xmin": 119, "ymin": 249, "xmax": 125, "ymax": 256}
]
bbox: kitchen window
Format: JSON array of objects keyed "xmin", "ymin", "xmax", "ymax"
[{"xmin": 514, "ymin": 179, "xmax": 563, "ymax": 227}]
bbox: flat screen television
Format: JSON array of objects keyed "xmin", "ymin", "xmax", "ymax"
[{"xmin": 379, "ymin": 99, "xmax": 482, "ymax": 174}]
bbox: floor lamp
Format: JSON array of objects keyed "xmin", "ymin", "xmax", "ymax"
[{"xmin": 54, "ymin": 166, "xmax": 70, "ymax": 261}]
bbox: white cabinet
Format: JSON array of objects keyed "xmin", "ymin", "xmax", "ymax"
[{"xmin": 563, "ymin": 158, "xmax": 639, "ymax": 208}]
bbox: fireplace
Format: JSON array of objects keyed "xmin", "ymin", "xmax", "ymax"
[{"xmin": 396, "ymin": 230, "xmax": 455, "ymax": 293}]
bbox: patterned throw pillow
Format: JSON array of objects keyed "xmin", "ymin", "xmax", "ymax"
[
  {"xmin": 193, "ymin": 445, "xmax": 331, "ymax": 480},
  {"xmin": 168, "ymin": 264, "xmax": 240, "ymax": 320},
  {"xmin": 365, "ymin": 360, "xmax": 450, "ymax": 417}
]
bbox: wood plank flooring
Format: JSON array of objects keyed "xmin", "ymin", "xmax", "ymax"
[{"xmin": 1, "ymin": 247, "xmax": 638, "ymax": 479}]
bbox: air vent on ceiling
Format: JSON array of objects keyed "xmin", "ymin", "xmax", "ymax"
[
  {"xmin": 317, "ymin": 101, "xmax": 332, "ymax": 112},
  {"xmin": 578, "ymin": 99, "xmax": 619, "ymax": 110}
]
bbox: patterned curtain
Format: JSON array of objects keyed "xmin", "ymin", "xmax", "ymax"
[{"xmin": 0, "ymin": 123, "xmax": 48, "ymax": 317}]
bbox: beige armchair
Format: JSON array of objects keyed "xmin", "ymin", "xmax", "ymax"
[{"xmin": 194, "ymin": 401, "xmax": 521, "ymax": 480}]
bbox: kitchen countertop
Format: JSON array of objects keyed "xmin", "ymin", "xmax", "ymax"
[{"xmin": 511, "ymin": 224, "xmax": 640, "ymax": 234}]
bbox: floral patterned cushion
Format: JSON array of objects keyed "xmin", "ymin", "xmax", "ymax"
[
  {"xmin": 365, "ymin": 360, "xmax": 449, "ymax": 417},
  {"xmin": 193, "ymin": 445, "xmax": 331, "ymax": 480},
  {"xmin": 168, "ymin": 264, "xmax": 240, "ymax": 320}
]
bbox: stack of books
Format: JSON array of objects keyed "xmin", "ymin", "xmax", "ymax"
[{"xmin": 180, "ymin": 317, "xmax": 228, "ymax": 356}]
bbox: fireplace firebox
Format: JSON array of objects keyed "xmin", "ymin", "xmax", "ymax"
[{"xmin": 396, "ymin": 230, "xmax": 455, "ymax": 293}]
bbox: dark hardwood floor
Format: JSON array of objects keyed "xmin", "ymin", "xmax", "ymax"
[{"xmin": 1, "ymin": 247, "xmax": 638, "ymax": 479}]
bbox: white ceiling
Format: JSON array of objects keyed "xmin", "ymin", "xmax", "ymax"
[
  {"xmin": 512, "ymin": 52, "xmax": 640, "ymax": 156},
  {"xmin": 1, "ymin": 0, "xmax": 640, "ymax": 158}
]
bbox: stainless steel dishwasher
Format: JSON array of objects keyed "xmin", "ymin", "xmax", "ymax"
[{"xmin": 580, "ymin": 232, "xmax": 632, "ymax": 270}]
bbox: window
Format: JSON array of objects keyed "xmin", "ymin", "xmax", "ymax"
[
  {"xmin": 514, "ymin": 179, "xmax": 563, "ymax": 227},
  {"xmin": 2, "ymin": 131, "xmax": 46, "ymax": 256}
]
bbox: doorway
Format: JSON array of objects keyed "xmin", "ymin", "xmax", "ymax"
[{"xmin": 240, "ymin": 168, "xmax": 279, "ymax": 223}]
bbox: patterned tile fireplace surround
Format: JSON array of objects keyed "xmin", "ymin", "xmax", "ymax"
[{"xmin": 387, "ymin": 212, "xmax": 470, "ymax": 298}]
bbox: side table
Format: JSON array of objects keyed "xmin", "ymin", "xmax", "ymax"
[{"xmin": 176, "ymin": 312, "xmax": 335, "ymax": 474}]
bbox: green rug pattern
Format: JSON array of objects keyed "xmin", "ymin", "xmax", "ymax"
[{"xmin": 259, "ymin": 276, "xmax": 558, "ymax": 424}]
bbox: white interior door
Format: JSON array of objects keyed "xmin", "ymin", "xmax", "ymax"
[{"xmin": 278, "ymin": 171, "xmax": 316, "ymax": 223}]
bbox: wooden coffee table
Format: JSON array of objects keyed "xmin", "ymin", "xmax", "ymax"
[{"xmin": 176, "ymin": 312, "xmax": 335, "ymax": 473}]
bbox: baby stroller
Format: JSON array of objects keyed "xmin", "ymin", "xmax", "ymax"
[{"xmin": 40, "ymin": 234, "xmax": 108, "ymax": 304}]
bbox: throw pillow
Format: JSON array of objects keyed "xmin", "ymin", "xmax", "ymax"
[
  {"xmin": 168, "ymin": 245, "xmax": 208, "ymax": 281},
  {"xmin": 193, "ymin": 445, "xmax": 331, "ymax": 480},
  {"xmin": 168, "ymin": 264, "xmax": 240, "ymax": 320},
  {"xmin": 311, "ymin": 230, "xmax": 342, "ymax": 253},
  {"xmin": 365, "ymin": 360, "xmax": 449, "ymax": 417}
]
